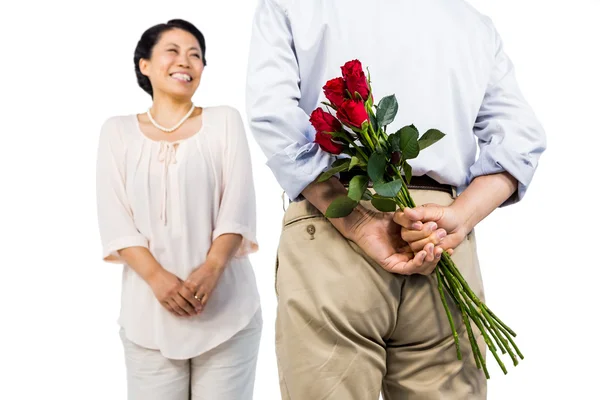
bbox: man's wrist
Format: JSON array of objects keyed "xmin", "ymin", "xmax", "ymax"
[
  {"xmin": 301, "ymin": 176, "xmax": 373, "ymax": 240},
  {"xmin": 333, "ymin": 204, "xmax": 372, "ymax": 241},
  {"xmin": 449, "ymin": 202, "xmax": 476, "ymax": 235}
]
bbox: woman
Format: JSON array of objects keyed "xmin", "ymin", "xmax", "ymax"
[{"xmin": 95, "ymin": 19, "xmax": 261, "ymax": 399}]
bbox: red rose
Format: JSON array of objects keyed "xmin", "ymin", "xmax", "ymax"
[
  {"xmin": 314, "ymin": 131, "xmax": 344, "ymax": 154},
  {"xmin": 341, "ymin": 60, "xmax": 370, "ymax": 101},
  {"xmin": 323, "ymin": 77, "xmax": 347, "ymax": 108},
  {"xmin": 309, "ymin": 108, "xmax": 342, "ymax": 134},
  {"xmin": 337, "ymin": 99, "xmax": 369, "ymax": 129}
]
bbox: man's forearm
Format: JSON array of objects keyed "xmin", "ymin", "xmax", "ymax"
[
  {"xmin": 205, "ymin": 233, "xmax": 243, "ymax": 271},
  {"xmin": 301, "ymin": 177, "xmax": 371, "ymax": 240},
  {"xmin": 452, "ymin": 172, "xmax": 518, "ymax": 232},
  {"xmin": 118, "ymin": 247, "xmax": 164, "ymax": 283}
]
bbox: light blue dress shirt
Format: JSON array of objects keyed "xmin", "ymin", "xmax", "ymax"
[{"xmin": 245, "ymin": 0, "xmax": 546, "ymax": 205}]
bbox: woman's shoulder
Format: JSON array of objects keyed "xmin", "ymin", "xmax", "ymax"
[
  {"xmin": 100, "ymin": 114, "xmax": 138, "ymax": 138},
  {"xmin": 205, "ymin": 105, "xmax": 246, "ymax": 132},
  {"xmin": 203, "ymin": 105, "xmax": 243, "ymax": 121}
]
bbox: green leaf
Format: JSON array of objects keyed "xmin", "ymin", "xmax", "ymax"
[
  {"xmin": 317, "ymin": 159, "xmax": 351, "ymax": 182},
  {"xmin": 371, "ymin": 197, "xmax": 397, "ymax": 212},
  {"xmin": 418, "ymin": 128, "xmax": 446, "ymax": 150},
  {"xmin": 325, "ymin": 196, "xmax": 359, "ymax": 218},
  {"xmin": 348, "ymin": 175, "xmax": 370, "ymax": 202},
  {"xmin": 332, "ymin": 158, "xmax": 349, "ymax": 168},
  {"xmin": 349, "ymin": 156, "xmax": 366, "ymax": 170},
  {"xmin": 399, "ymin": 125, "xmax": 420, "ymax": 159},
  {"xmin": 376, "ymin": 95, "xmax": 398, "ymax": 127},
  {"xmin": 403, "ymin": 162, "xmax": 413, "ymax": 184},
  {"xmin": 389, "ymin": 132, "xmax": 401, "ymax": 152},
  {"xmin": 367, "ymin": 153, "xmax": 387, "ymax": 183},
  {"xmin": 361, "ymin": 190, "xmax": 373, "ymax": 201},
  {"xmin": 373, "ymin": 179, "xmax": 404, "ymax": 198}
]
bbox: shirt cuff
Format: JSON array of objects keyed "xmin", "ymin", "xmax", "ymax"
[
  {"xmin": 212, "ymin": 224, "xmax": 259, "ymax": 258},
  {"xmin": 266, "ymin": 141, "xmax": 336, "ymax": 201},
  {"xmin": 103, "ymin": 235, "xmax": 149, "ymax": 263},
  {"xmin": 468, "ymin": 144, "xmax": 536, "ymax": 207}
]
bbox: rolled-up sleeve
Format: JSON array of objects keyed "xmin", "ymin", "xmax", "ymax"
[
  {"xmin": 245, "ymin": 0, "xmax": 335, "ymax": 201},
  {"xmin": 211, "ymin": 107, "xmax": 259, "ymax": 257},
  {"xmin": 469, "ymin": 23, "xmax": 547, "ymax": 206},
  {"xmin": 96, "ymin": 117, "xmax": 148, "ymax": 263}
]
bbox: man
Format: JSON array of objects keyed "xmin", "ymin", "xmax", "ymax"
[{"xmin": 245, "ymin": 0, "xmax": 546, "ymax": 398}]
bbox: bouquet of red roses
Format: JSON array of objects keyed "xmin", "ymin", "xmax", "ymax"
[{"xmin": 309, "ymin": 59, "xmax": 523, "ymax": 378}]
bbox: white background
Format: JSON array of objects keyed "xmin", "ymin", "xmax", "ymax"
[{"xmin": 1, "ymin": 0, "xmax": 598, "ymax": 399}]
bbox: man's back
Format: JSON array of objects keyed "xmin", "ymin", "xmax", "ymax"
[
  {"xmin": 245, "ymin": 2, "xmax": 546, "ymax": 398},
  {"xmin": 247, "ymin": 0, "xmax": 545, "ymax": 201}
]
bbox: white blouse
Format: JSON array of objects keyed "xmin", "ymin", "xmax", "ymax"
[{"xmin": 95, "ymin": 105, "xmax": 260, "ymax": 360}]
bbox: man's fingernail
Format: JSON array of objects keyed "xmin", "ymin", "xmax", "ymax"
[
  {"xmin": 437, "ymin": 230, "xmax": 447, "ymax": 239},
  {"xmin": 411, "ymin": 222, "xmax": 422, "ymax": 229}
]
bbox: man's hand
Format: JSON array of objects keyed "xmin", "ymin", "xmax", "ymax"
[
  {"xmin": 301, "ymin": 177, "xmax": 450, "ymax": 275},
  {"xmin": 394, "ymin": 203, "xmax": 470, "ymax": 256},
  {"xmin": 346, "ymin": 208, "xmax": 446, "ymax": 275}
]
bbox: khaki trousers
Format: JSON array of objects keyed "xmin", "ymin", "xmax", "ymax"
[{"xmin": 274, "ymin": 189, "xmax": 487, "ymax": 399}]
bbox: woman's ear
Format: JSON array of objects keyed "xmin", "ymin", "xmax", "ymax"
[{"xmin": 139, "ymin": 58, "xmax": 150, "ymax": 77}]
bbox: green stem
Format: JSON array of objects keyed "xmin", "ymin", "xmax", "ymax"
[
  {"xmin": 448, "ymin": 272, "xmax": 509, "ymax": 375},
  {"xmin": 436, "ymin": 268, "xmax": 462, "ymax": 361},
  {"xmin": 496, "ymin": 323, "xmax": 525, "ymax": 361},
  {"xmin": 444, "ymin": 268, "xmax": 488, "ymax": 377},
  {"xmin": 479, "ymin": 306, "xmax": 518, "ymax": 366},
  {"xmin": 441, "ymin": 253, "xmax": 517, "ymax": 338},
  {"xmin": 439, "ymin": 270, "xmax": 483, "ymax": 370}
]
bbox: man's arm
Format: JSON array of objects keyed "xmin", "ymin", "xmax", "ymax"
[
  {"xmin": 246, "ymin": 0, "xmax": 334, "ymax": 201},
  {"xmin": 246, "ymin": 0, "xmax": 443, "ymax": 275},
  {"xmin": 396, "ymin": 20, "xmax": 546, "ymax": 251},
  {"xmin": 468, "ymin": 19, "xmax": 547, "ymax": 206}
]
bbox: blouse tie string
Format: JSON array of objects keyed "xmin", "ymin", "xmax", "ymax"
[{"xmin": 158, "ymin": 141, "xmax": 177, "ymax": 225}]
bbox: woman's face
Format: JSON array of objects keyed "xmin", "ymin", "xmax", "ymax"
[{"xmin": 140, "ymin": 28, "xmax": 204, "ymax": 100}]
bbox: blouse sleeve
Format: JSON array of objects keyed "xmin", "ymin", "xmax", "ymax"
[
  {"xmin": 211, "ymin": 107, "xmax": 259, "ymax": 257},
  {"xmin": 96, "ymin": 117, "xmax": 149, "ymax": 263}
]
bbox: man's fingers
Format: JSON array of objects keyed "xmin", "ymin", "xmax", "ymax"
[
  {"xmin": 403, "ymin": 204, "xmax": 445, "ymax": 223},
  {"xmin": 393, "ymin": 210, "xmax": 426, "ymax": 228},
  {"xmin": 401, "ymin": 222, "xmax": 442, "ymax": 242},
  {"xmin": 424, "ymin": 243, "xmax": 435, "ymax": 263},
  {"xmin": 406, "ymin": 229, "xmax": 447, "ymax": 252}
]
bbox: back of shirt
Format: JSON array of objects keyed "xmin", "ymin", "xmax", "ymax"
[{"xmin": 246, "ymin": 0, "xmax": 546, "ymax": 203}]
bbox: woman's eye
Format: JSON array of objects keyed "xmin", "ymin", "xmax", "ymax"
[
  {"xmin": 192, "ymin": 54, "xmax": 200, "ymax": 58},
  {"xmin": 168, "ymin": 49, "xmax": 177, "ymax": 53}
]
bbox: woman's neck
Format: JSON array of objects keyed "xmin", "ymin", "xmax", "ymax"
[{"xmin": 148, "ymin": 94, "xmax": 195, "ymax": 126}]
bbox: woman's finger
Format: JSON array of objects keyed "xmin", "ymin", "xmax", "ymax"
[
  {"xmin": 178, "ymin": 284, "xmax": 203, "ymax": 311},
  {"xmin": 166, "ymin": 298, "xmax": 187, "ymax": 317}
]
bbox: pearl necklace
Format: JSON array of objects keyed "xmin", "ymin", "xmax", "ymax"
[{"xmin": 147, "ymin": 103, "xmax": 195, "ymax": 133}]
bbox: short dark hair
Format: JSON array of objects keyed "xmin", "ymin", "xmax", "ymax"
[{"xmin": 134, "ymin": 19, "xmax": 207, "ymax": 97}]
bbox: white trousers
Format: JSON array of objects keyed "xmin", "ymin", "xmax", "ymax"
[{"xmin": 119, "ymin": 309, "xmax": 262, "ymax": 400}]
